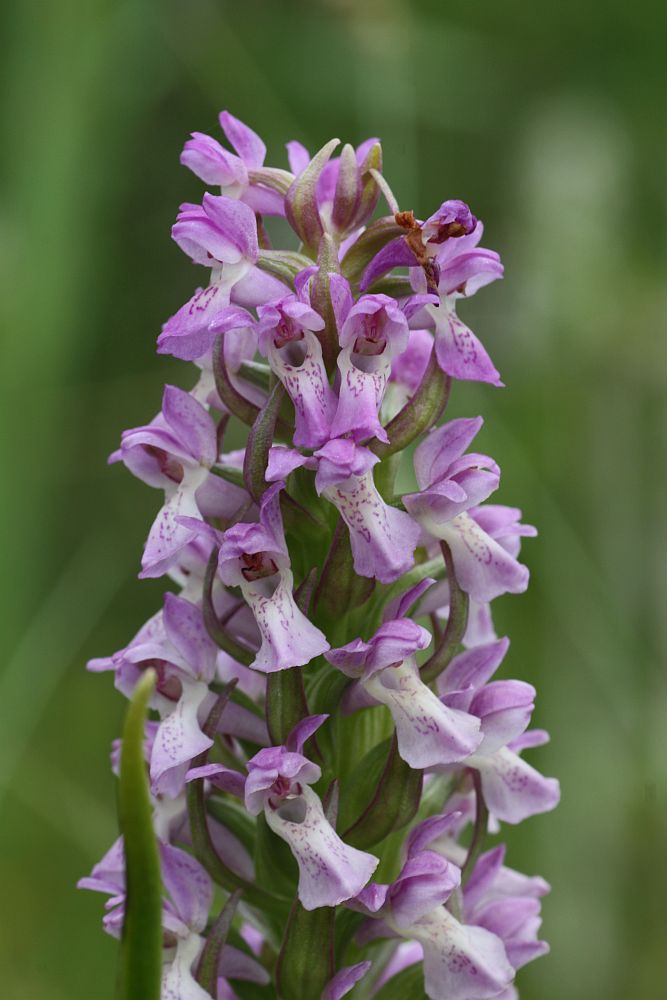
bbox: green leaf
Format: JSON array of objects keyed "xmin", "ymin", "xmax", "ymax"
[
  {"xmin": 333, "ymin": 907, "xmax": 366, "ymax": 961},
  {"xmin": 275, "ymin": 900, "xmax": 335, "ymax": 999},
  {"xmin": 372, "ymin": 963, "xmax": 427, "ymax": 999},
  {"xmin": 230, "ymin": 982, "xmax": 273, "ymax": 1000},
  {"xmin": 360, "ymin": 555, "xmax": 445, "ymax": 637},
  {"xmin": 244, "ymin": 380, "xmax": 286, "ymax": 502},
  {"xmin": 195, "ymin": 890, "xmax": 241, "ymax": 996},
  {"xmin": 238, "ymin": 360, "xmax": 272, "ymax": 391},
  {"xmin": 342, "ymin": 735, "xmax": 423, "ymax": 850},
  {"xmin": 372, "ymin": 356, "xmax": 450, "ymax": 460},
  {"xmin": 206, "ymin": 796, "xmax": 256, "ymax": 857},
  {"xmin": 117, "ymin": 670, "xmax": 161, "ymax": 1000},
  {"xmin": 306, "ymin": 661, "xmax": 350, "ymax": 718},
  {"xmin": 335, "ymin": 706, "xmax": 394, "ymax": 787},
  {"xmin": 313, "ymin": 519, "xmax": 373, "ymax": 641},
  {"xmin": 364, "ymin": 275, "xmax": 412, "ymax": 297}
]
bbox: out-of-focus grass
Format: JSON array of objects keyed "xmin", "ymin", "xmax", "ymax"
[{"xmin": 1, "ymin": 1, "xmax": 665, "ymax": 997}]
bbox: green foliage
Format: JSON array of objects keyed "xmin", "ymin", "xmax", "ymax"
[
  {"xmin": 341, "ymin": 736, "xmax": 422, "ymax": 850},
  {"xmin": 117, "ymin": 671, "xmax": 161, "ymax": 1000},
  {"xmin": 206, "ymin": 797, "xmax": 257, "ymax": 857},
  {"xmin": 195, "ymin": 891, "xmax": 241, "ymax": 996},
  {"xmin": 275, "ymin": 901, "xmax": 335, "ymax": 999},
  {"xmin": 373, "ymin": 964, "xmax": 427, "ymax": 999}
]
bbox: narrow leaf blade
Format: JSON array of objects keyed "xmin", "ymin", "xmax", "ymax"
[{"xmin": 118, "ymin": 669, "xmax": 161, "ymax": 1000}]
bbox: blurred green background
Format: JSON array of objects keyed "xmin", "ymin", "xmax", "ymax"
[{"xmin": 1, "ymin": 0, "xmax": 665, "ymax": 997}]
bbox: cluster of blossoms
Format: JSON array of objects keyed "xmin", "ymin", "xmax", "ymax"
[{"xmin": 81, "ymin": 111, "xmax": 559, "ymax": 999}]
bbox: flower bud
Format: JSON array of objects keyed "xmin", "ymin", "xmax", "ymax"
[{"xmin": 285, "ymin": 138, "xmax": 339, "ymax": 250}]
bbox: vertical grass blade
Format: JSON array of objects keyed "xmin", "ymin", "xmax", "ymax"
[{"xmin": 117, "ymin": 669, "xmax": 161, "ymax": 1000}]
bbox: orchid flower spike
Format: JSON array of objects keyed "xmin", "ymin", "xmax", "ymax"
[{"xmin": 82, "ymin": 112, "xmax": 557, "ymax": 1000}]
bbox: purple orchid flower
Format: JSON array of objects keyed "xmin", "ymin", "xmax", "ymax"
[
  {"xmin": 404, "ymin": 417, "xmax": 532, "ymax": 602},
  {"xmin": 254, "ymin": 294, "xmax": 337, "ymax": 448},
  {"xmin": 264, "ymin": 437, "xmax": 420, "ymax": 584},
  {"xmin": 84, "ymin": 117, "xmax": 558, "ymax": 997},
  {"xmin": 384, "ymin": 327, "xmax": 434, "ymax": 418},
  {"xmin": 327, "ymin": 618, "xmax": 482, "ymax": 768},
  {"xmin": 79, "ymin": 839, "xmax": 267, "ymax": 999},
  {"xmin": 247, "ymin": 725, "xmax": 379, "ymax": 909},
  {"xmin": 432, "ymin": 640, "xmax": 560, "ymax": 823},
  {"xmin": 410, "ymin": 221, "xmax": 504, "ymax": 387},
  {"xmin": 172, "ymin": 193, "xmax": 259, "ymax": 271},
  {"xmin": 157, "ymin": 191, "xmax": 272, "ymax": 362},
  {"xmin": 417, "ymin": 504, "xmax": 537, "ymax": 649},
  {"xmin": 182, "ymin": 109, "xmax": 290, "ymax": 217},
  {"xmin": 466, "ymin": 731, "xmax": 561, "ymax": 825},
  {"xmin": 360, "ymin": 200, "xmax": 503, "ymax": 386},
  {"xmin": 360, "ymin": 199, "xmax": 478, "ymax": 291},
  {"xmin": 196, "ymin": 716, "xmax": 379, "ymax": 910},
  {"xmin": 352, "ymin": 848, "xmax": 515, "ymax": 1000},
  {"xmin": 408, "ymin": 814, "xmax": 551, "ymax": 973},
  {"xmin": 313, "ymin": 438, "xmax": 420, "ymax": 583},
  {"xmin": 110, "ymin": 385, "xmax": 247, "ymax": 578},
  {"xmin": 329, "ymin": 293, "xmax": 410, "ymax": 444},
  {"xmin": 88, "ymin": 596, "xmax": 214, "ymax": 798},
  {"xmin": 216, "ymin": 483, "xmax": 329, "ymax": 671},
  {"xmin": 89, "ymin": 592, "xmax": 268, "ymax": 798}
]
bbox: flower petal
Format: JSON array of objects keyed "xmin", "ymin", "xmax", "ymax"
[
  {"xmin": 470, "ymin": 747, "xmax": 560, "ymax": 824},
  {"xmin": 363, "ymin": 660, "xmax": 482, "ymax": 767},
  {"xmin": 433, "ymin": 306, "xmax": 502, "ymax": 387},
  {"xmin": 264, "ymin": 785, "xmax": 378, "ymax": 909}
]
